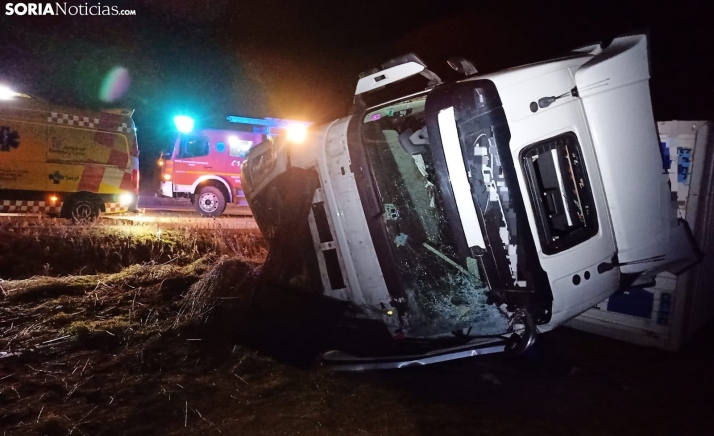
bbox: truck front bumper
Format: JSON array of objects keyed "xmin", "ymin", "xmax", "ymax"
[{"xmin": 159, "ymin": 181, "xmax": 174, "ymax": 198}]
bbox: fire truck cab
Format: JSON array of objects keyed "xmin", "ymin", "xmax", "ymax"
[{"xmin": 158, "ymin": 115, "xmax": 310, "ymax": 216}]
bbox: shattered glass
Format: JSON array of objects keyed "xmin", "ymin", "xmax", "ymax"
[{"xmin": 362, "ymin": 97, "xmax": 509, "ymax": 337}]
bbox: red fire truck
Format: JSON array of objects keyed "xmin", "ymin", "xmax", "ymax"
[{"xmin": 158, "ymin": 115, "xmax": 309, "ymax": 216}]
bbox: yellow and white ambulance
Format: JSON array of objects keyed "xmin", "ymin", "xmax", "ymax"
[{"xmin": 0, "ymin": 86, "xmax": 139, "ymax": 220}]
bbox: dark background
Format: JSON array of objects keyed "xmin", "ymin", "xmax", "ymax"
[{"xmin": 1, "ymin": 0, "xmax": 712, "ymax": 184}]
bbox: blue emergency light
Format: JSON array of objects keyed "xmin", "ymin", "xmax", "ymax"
[
  {"xmin": 226, "ymin": 115, "xmax": 312, "ymax": 137},
  {"xmin": 174, "ymin": 115, "xmax": 195, "ymax": 133}
]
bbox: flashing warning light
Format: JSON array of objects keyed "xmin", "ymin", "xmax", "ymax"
[
  {"xmin": 174, "ymin": 115, "xmax": 194, "ymax": 133},
  {"xmin": 157, "ymin": 159, "xmax": 164, "ymax": 167},
  {"xmin": 286, "ymin": 124, "xmax": 308, "ymax": 144},
  {"xmin": 226, "ymin": 115, "xmax": 312, "ymax": 138},
  {"xmin": 163, "ymin": 173, "xmax": 172, "ymax": 181},
  {"xmin": 50, "ymin": 196, "xmax": 58, "ymax": 202}
]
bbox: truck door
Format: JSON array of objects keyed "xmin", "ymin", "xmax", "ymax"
[
  {"xmin": 0, "ymin": 118, "xmax": 48, "ymax": 193},
  {"xmin": 226, "ymin": 132, "xmax": 261, "ymax": 205},
  {"xmin": 422, "ymin": 80, "xmax": 555, "ymax": 308},
  {"xmin": 209, "ymin": 132, "xmax": 230, "ymax": 178},
  {"xmin": 423, "ymin": 77, "xmax": 620, "ymax": 324},
  {"xmin": 172, "ymin": 134, "xmax": 210, "ymax": 189}
]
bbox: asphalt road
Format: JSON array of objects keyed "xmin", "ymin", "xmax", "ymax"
[
  {"xmin": 0, "ymin": 196, "xmax": 259, "ymax": 230},
  {"xmin": 137, "ymin": 195, "xmax": 253, "ymax": 216},
  {"xmin": 101, "ymin": 209, "xmax": 259, "ymax": 230}
]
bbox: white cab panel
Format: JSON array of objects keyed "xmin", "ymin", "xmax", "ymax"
[
  {"xmin": 575, "ymin": 34, "xmax": 669, "ymax": 273},
  {"xmin": 318, "ymin": 117, "xmax": 393, "ymax": 309},
  {"xmin": 491, "ymin": 64, "xmax": 619, "ymax": 327}
]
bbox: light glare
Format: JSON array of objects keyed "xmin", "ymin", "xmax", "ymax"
[
  {"xmin": 286, "ymin": 124, "xmax": 308, "ymax": 143},
  {"xmin": 0, "ymin": 86, "xmax": 16, "ymax": 100},
  {"xmin": 119, "ymin": 193, "xmax": 134, "ymax": 206},
  {"xmin": 174, "ymin": 115, "xmax": 194, "ymax": 133}
]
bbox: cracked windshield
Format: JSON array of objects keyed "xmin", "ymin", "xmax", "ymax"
[{"xmin": 362, "ymin": 97, "xmax": 509, "ymax": 337}]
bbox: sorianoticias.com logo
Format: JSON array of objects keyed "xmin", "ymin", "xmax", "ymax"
[{"xmin": 5, "ymin": 3, "xmax": 136, "ymax": 16}]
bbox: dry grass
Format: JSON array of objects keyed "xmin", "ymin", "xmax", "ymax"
[
  {"xmin": 1, "ymin": 244, "xmax": 409, "ymax": 436},
  {"xmin": 2, "ymin": 216, "xmax": 712, "ymax": 436},
  {"xmin": 0, "ymin": 216, "xmax": 266, "ymax": 279},
  {"xmin": 1, "ymin": 256, "xmax": 219, "ymax": 350},
  {"xmin": 176, "ymin": 258, "xmax": 258, "ymax": 325}
]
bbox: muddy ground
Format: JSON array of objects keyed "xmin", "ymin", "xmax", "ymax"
[{"xmin": 1, "ymin": 220, "xmax": 712, "ymax": 436}]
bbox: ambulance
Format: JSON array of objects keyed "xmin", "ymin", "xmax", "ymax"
[
  {"xmin": 0, "ymin": 86, "xmax": 139, "ymax": 220},
  {"xmin": 158, "ymin": 115, "xmax": 310, "ymax": 217}
]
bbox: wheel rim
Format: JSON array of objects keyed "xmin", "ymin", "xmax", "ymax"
[
  {"xmin": 72, "ymin": 202, "xmax": 94, "ymax": 221},
  {"xmin": 199, "ymin": 192, "xmax": 219, "ymax": 213}
]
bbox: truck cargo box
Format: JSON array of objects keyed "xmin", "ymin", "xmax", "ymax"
[{"xmin": 568, "ymin": 121, "xmax": 713, "ymax": 350}]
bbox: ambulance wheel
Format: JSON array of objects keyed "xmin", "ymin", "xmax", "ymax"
[
  {"xmin": 195, "ymin": 186, "xmax": 226, "ymax": 217},
  {"xmin": 63, "ymin": 195, "xmax": 100, "ymax": 222}
]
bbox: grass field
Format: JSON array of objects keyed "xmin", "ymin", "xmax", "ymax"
[
  {"xmin": 1, "ymin": 217, "xmax": 712, "ymax": 436},
  {"xmin": 0, "ymin": 216, "xmax": 265, "ymax": 279}
]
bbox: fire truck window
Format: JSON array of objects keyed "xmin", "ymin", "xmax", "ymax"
[
  {"xmin": 179, "ymin": 136, "xmax": 209, "ymax": 158},
  {"xmin": 230, "ymin": 139, "xmax": 253, "ymax": 157}
]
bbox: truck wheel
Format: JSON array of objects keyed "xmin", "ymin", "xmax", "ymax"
[
  {"xmin": 64, "ymin": 196, "xmax": 100, "ymax": 222},
  {"xmin": 195, "ymin": 186, "xmax": 226, "ymax": 217}
]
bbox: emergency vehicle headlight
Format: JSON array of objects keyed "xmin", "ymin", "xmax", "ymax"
[
  {"xmin": 163, "ymin": 174, "xmax": 172, "ymax": 181},
  {"xmin": 0, "ymin": 86, "xmax": 17, "ymax": 100},
  {"xmin": 174, "ymin": 115, "xmax": 194, "ymax": 133},
  {"xmin": 157, "ymin": 159, "xmax": 164, "ymax": 166},
  {"xmin": 286, "ymin": 124, "xmax": 308, "ymax": 144},
  {"xmin": 119, "ymin": 193, "xmax": 134, "ymax": 206}
]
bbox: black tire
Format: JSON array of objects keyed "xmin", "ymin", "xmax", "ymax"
[
  {"xmin": 194, "ymin": 186, "xmax": 227, "ymax": 217},
  {"xmin": 64, "ymin": 196, "xmax": 100, "ymax": 222}
]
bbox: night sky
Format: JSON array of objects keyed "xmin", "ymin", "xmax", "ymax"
[{"xmin": 1, "ymin": 0, "xmax": 712, "ymax": 181}]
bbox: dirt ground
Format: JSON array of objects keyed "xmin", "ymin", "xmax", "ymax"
[{"xmin": 1, "ymin": 220, "xmax": 712, "ymax": 436}]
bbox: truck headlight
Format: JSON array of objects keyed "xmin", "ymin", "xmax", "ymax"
[{"xmin": 286, "ymin": 124, "xmax": 308, "ymax": 144}]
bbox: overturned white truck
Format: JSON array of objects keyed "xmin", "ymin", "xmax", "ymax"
[{"xmin": 241, "ymin": 34, "xmax": 699, "ymax": 369}]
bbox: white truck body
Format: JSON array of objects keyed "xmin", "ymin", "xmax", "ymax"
[{"xmin": 241, "ymin": 34, "xmax": 699, "ymax": 368}]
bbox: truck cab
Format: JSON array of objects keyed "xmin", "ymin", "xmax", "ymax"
[{"xmin": 241, "ymin": 34, "xmax": 699, "ymax": 369}]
